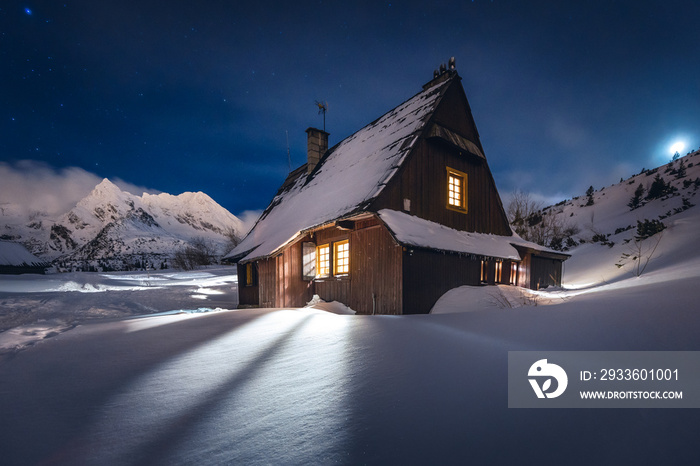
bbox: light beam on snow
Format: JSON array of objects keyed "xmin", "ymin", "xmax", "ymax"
[{"xmin": 75, "ymin": 310, "xmax": 352, "ymax": 464}]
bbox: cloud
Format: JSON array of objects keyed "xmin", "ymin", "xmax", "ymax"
[
  {"xmin": 236, "ymin": 209, "xmax": 262, "ymax": 236},
  {"xmin": 546, "ymin": 117, "xmax": 589, "ymax": 151},
  {"xmin": 0, "ymin": 160, "xmax": 159, "ymax": 217}
]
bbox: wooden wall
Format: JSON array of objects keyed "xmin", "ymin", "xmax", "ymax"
[
  {"xmin": 314, "ymin": 278, "xmax": 351, "ymax": 308},
  {"xmin": 517, "ymin": 253, "xmax": 531, "ymax": 291},
  {"xmin": 276, "ymin": 240, "xmax": 314, "ymax": 308},
  {"xmin": 312, "ymin": 219, "xmax": 403, "ymax": 315},
  {"xmin": 312, "ymin": 226, "xmax": 351, "ymax": 307},
  {"xmin": 258, "ymin": 257, "xmax": 277, "ymax": 308},
  {"xmin": 372, "ymin": 138, "xmax": 511, "ymax": 236},
  {"xmin": 349, "ymin": 222, "xmax": 403, "ymax": 314},
  {"xmin": 530, "ymin": 256, "xmax": 563, "ymax": 290},
  {"xmin": 402, "ymin": 249, "xmax": 481, "ymax": 314},
  {"xmin": 431, "ymin": 79, "xmax": 484, "ymax": 154}
]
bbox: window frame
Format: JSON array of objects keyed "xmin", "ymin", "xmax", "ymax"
[
  {"xmin": 302, "ymin": 241, "xmax": 316, "ymax": 281},
  {"xmin": 446, "ymin": 166, "xmax": 468, "ymax": 213},
  {"xmin": 480, "ymin": 259, "xmax": 488, "ymax": 284},
  {"xmin": 316, "ymin": 243, "xmax": 331, "ymax": 278},
  {"xmin": 333, "ymin": 239, "xmax": 350, "ymax": 276}
]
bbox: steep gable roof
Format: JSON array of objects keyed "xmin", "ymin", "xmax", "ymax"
[{"xmin": 228, "ymin": 76, "xmax": 455, "ymax": 262}]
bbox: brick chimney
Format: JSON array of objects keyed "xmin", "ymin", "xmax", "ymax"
[{"xmin": 305, "ymin": 127, "xmax": 329, "ymax": 174}]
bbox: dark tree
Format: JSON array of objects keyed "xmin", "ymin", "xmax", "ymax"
[
  {"xmin": 628, "ymin": 183, "xmax": 645, "ymax": 209},
  {"xmin": 585, "ymin": 186, "xmax": 595, "ymax": 206},
  {"xmin": 676, "ymin": 160, "xmax": 687, "ymax": 178},
  {"xmin": 635, "ymin": 219, "xmax": 666, "ymax": 240},
  {"xmin": 646, "ymin": 174, "xmax": 674, "ymax": 200}
]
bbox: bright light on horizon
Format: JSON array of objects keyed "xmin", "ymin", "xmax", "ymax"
[{"xmin": 669, "ymin": 140, "xmax": 686, "ymax": 155}]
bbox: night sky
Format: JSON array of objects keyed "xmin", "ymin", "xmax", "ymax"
[{"xmin": 2, "ymin": 1, "xmax": 699, "ymax": 218}]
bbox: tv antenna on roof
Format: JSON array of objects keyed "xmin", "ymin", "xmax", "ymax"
[{"xmin": 315, "ymin": 100, "xmax": 328, "ymax": 131}]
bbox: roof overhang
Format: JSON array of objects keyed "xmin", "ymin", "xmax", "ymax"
[
  {"xmin": 511, "ymin": 244, "xmax": 571, "ymax": 261},
  {"xmin": 426, "ymin": 123, "xmax": 485, "ymax": 160}
]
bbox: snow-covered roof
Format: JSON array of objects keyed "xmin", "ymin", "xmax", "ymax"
[
  {"xmin": 0, "ymin": 241, "xmax": 49, "ymax": 267},
  {"xmin": 229, "ymin": 76, "xmax": 453, "ymax": 262},
  {"xmin": 378, "ymin": 209, "xmax": 567, "ymax": 260}
]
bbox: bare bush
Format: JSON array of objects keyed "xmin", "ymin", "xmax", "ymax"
[
  {"xmin": 615, "ymin": 220, "xmax": 665, "ymax": 277},
  {"xmin": 172, "ymin": 237, "xmax": 218, "ymax": 270},
  {"xmin": 507, "ymin": 190, "xmax": 574, "ymax": 250},
  {"xmin": 507, "ymin": 190, "xmax": 541, "ymax": 230}
]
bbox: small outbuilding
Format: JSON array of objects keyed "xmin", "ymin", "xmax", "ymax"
[
  {"xmin": 226, "ymin": 61, "xmax": 569, "ymax": 314},
  {"xmin": 0, "ymin": 241, "xmax": 50, "ymax": 274}
]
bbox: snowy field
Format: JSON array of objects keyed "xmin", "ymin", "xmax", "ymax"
[
  {"xmin": 0, "ymin": 267, "xmax": 239, "ymax": 355},
  {"xmin": 2, "ymin": 209, "xmax": 700, "ymax": 464}
]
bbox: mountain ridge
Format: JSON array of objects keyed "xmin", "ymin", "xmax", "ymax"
[
  {"xmin": 0, "ymin": 178, "xmax": 244, "ymax": 269},
  {"xmin": 520, "ymin": 149, "xmax": 700, "ymax": 252}
]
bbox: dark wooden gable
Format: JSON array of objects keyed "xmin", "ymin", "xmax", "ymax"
[
  {"xmin": 431, "ymin": 77, "xmax": 485, "ymax": 155},
  {"xmin": 371, "ymin": 76, "xmax": 512, "ymax": 236}
]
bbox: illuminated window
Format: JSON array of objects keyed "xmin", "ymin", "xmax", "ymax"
[
  {"xmin": 316, "ymin": 244, "xmax": 330, "ymax": 277},
  {"xmin": 446, "ymin": 167, "xmax": 467, "ymax": 212},
  {"xmin": 495, "ymin": 261, "xmax": 503, "ymax": 283},
  {"xmin": 510, "ymin": 262, "xmax": 518, "ymax": 285},
  {"xmin": 480, "ymin": 260, "xmax": 488, "ymax": 283},
  {"xmin": 245, "ymin": 263, "xmax": 253, "ymax": 286},
  {"xmin": 334, "ymin": 240, "xmax": 350, "ymax": 275}
]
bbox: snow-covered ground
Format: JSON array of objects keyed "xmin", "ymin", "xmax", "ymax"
[
  {"xmin": 0, "ymin": 267, "xmax": 238, "ymax": 354},
  {"xmin": 1, "ymin": 221, "xmax": 699, "ymax": 464},
  {"xmin": 2, "ymin": 156, "xmax": 700, "ymax": 463}
]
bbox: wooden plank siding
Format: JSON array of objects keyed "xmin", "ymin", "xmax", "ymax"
[
  {"xmin": 258, "ymin": 257, "xmax": 277, "ymax": 308},
  {"xmin": 530, "ymin": 255, "xmax": 563, "ymax": 290},
  {"xmin": 278, "ymin": 241, "xmax": 314, "ymax": 308},
  {"xmin": 402, "ymin": 249, "xmax": 481, "ymax": 314},
  {"xmin": 371, "ymin": 138, "xmax": 511, "ymax": 236},
  {"xmin": 310, "ymin": 219, "xmax": 402, "ymax": 314},
  {"xmin": 431, "ymin": 78, "xmax": 485, "ymax": 155},
  {"xmin": 349, "ymin": 222, "xmax": 403, "ymax": 314},
  {"xmin": 314, "ymin": 278, "xmax": 351, "ymax": 308}
]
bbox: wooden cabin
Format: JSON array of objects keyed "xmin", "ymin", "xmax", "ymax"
[{"xmin": 227, "ymin": 62, "xmax": 569, "ymax": 314}]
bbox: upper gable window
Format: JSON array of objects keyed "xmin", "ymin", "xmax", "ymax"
[{"xmin": 446, "ymin": 167, "xmax": 468, "ymax": 212}]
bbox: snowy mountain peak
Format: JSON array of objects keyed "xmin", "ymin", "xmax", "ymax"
[
  {"xmin": 85, "ymin": 178, "xmax": 133, "ymax": 202},
  {"xmin": 2, "ymin": 177, "xmax": 244, "ymax": 268},
  {"xmin": 73, "ymin": 179, "xmax": 140, "ymax": 226},
  {"xmin": 94, "ymin": 177, "xmax": 121, "ymax": 193}
]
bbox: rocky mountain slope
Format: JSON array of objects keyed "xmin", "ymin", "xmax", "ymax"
[
  {"xmin": 516, "ymin": 148, "xmax": 700, "ymax": 251},
  {"xmin": 0, "ymin": 179, "xmax": 244, "ymax": 268}
]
